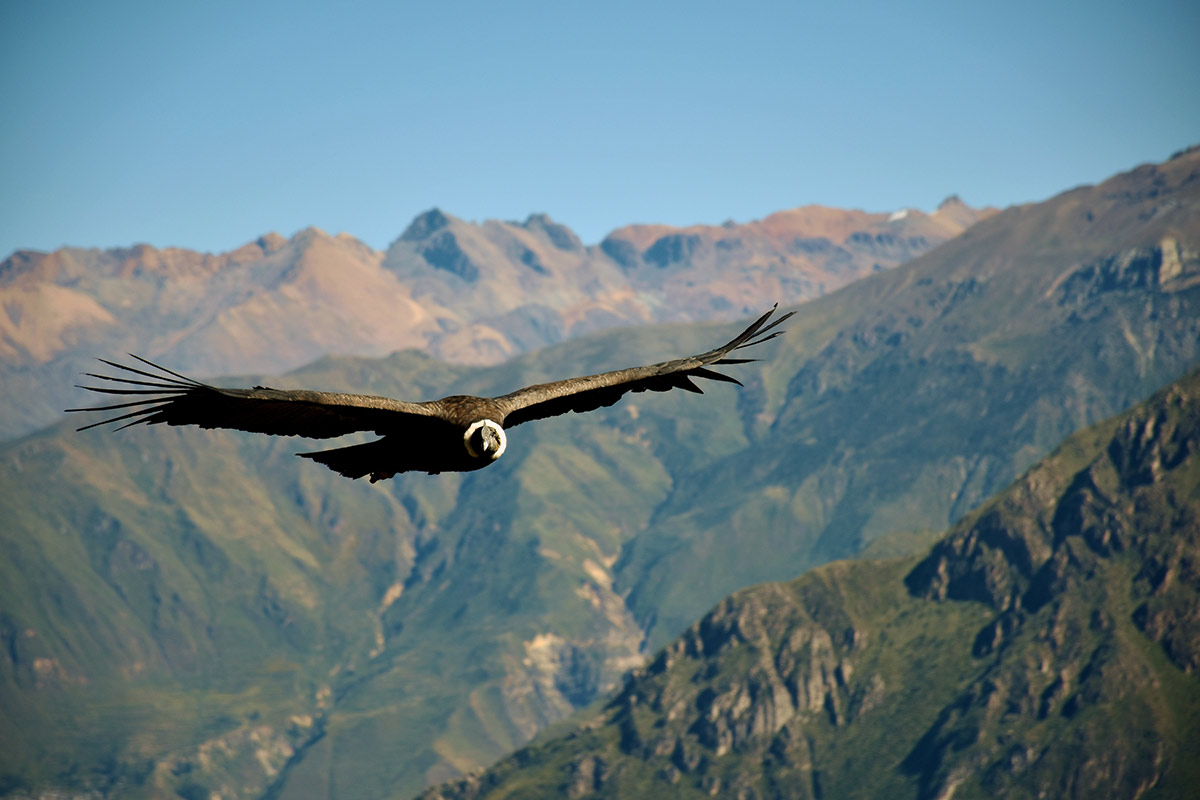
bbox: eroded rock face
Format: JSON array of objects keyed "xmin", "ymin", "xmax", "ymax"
[
  {"xmin": 905, "ymin": 503, "xmax": 1053, "ymax": 611},
  {"xmin": 1056, "ymin": 239, "xmax": 1200, "ymax": 306},
  {"xmin": 607, "ymin": 582, "xmax": 874, "ymax": 775}
]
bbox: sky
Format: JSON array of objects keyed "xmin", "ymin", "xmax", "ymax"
[{"xmin": 2, "ymin": 0, "xmax": 1198, "ymax": 258}]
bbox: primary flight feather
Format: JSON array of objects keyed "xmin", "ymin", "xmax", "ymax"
[{"xmin": 69, "ymin": 306, "xmax": 792, "ymax": 482}]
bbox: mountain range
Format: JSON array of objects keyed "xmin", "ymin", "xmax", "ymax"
[
  {"xmin": 0, "ymin": 199, "xmax": 990, "ymax": 440},
  {"xmin": 0, "ymin": 148, "xmax": 1197, "ymax": 799},
  {"xmin": 420, "ymin": 361, "xmax": 1200, "ymax": 800}
]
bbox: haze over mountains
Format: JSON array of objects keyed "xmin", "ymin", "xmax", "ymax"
[
  {"xmin": 1, "ymin": 148, "xmax": 1198, "ymax": 799},
  {"xmin": 0, "ymin": 198, "xmax": 990, "ymax": 440}
]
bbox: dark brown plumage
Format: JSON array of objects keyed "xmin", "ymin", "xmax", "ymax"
[{"xmin": 69, "ymin": 306, "xmax": 792, "ymax": 481}]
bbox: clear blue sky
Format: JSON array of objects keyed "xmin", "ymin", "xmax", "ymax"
[{"xmin": 2, "ymin": 0, "xmax": 1197, "ymax": 258}]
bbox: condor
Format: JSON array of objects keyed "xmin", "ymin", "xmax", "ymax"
[{"xmin": 70, "ymin": 307, "xmax": 791, "ymax": 482}]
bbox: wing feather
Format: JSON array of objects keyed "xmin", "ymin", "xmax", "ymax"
[
  {"xmin": 68, "ymin": 357, "xmax": 448, "ymax": 439},
  {"xmin": 497, "ymin": 305, "xmax": 792, "ymax": 427}
]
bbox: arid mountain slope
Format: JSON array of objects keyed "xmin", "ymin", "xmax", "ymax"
[{"xmin": 0, "ymin": 200, "xmax": 989, "ymax": 439}]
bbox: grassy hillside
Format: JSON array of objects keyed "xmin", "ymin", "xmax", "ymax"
[{"xmin": 420, "ymin": 367, "xmax": 1200, "ymax": 800}]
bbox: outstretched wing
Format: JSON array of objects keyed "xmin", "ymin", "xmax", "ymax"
[
  {"xmin": 67, "ymin": 356, "xmax": 448, "ymax": 439},
  {"xmin": 496, "ymin": 305, "xmax": 792, "ymax": 428}
]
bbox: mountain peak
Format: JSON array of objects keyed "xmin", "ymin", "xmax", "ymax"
[
  {"xmin": 522, "ymin": 212, "xmax": 554, "ymax": 227},
  {"xmin": 400, "ymin": 208, "xmax": 455, "ymax": 242},
  {"xmin": 936, "ymin": 194, "xmax": 965, "ymax": 210},
  {"xmin": 520, "ymin": 213, "xmax": 583, "ymax": 251},
  {"xmin": 288, "ymin": 226, "xmax": 332, "ymax": 246},
  {"xmin": 0, "ymin": 249, "xmax": 48, "ymax": 286},
  {"xmin": 256, "ymin": 232, "xmax": 287, "ymax": 252}
]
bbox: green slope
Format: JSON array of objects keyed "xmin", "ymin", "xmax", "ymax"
[
  {"xmin": 1, "ymin": 149, "xmax": 1199, "ymax": 799},
  {"xmin": 0, "ymin": 351, "xmax": 470, "ymax": 797},
  {"xmin": 419, "ymin": 367, "xmax": 1200, "ymax": 800},
  {"xmin": 613, "ymin": 148, "xmax": 1200, "ymax": 646}
]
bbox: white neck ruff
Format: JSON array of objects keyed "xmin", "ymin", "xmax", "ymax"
[{"xmin": 463, "ymin": 419, "xmax": 507, "ymax": 459}]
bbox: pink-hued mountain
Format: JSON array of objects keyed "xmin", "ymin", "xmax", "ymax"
[{"xmin": 0, "ymin": 199, "xmax": 993, "ymax": 438}]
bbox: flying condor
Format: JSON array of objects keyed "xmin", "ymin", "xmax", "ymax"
[{"xmin": 69, "ymin": 306, "xmax": 792, "ymax": 482}]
